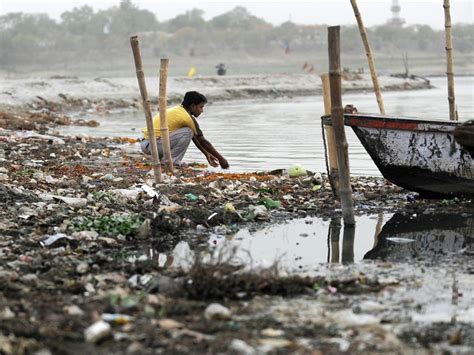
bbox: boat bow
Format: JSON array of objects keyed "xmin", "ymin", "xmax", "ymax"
[{"xmin": 323, "ymin": 113, "xmax": 473, "ymax": 197}]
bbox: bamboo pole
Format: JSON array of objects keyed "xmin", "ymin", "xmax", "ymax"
[
  {"xmin": 130, "ymin": 36, "xmax": 162, "ymax": 183},
  {"xmin": 328, "ymin": 26, "xmax": 355, "ymax": 226},
  {"xmin": 329, "ymin": 218, "xmax": 341, "ymax": 263},
  {"xmin": 350, "ymin": 0, "xmax": 385, "ymax": 114},
  {"xmin": 159, "ymin": 58, "xmax": 173, "ymax": 172},
  {"xmin": 321, "ymin": 73, "xmax": 339, "ymax": 197},
  {"xmin": 341, "ymin": 225, "xmax": 355, "ymax": 264},
  {"xmin": 443, "ymin": 0, "xmax": 457, "ymax": 121}
]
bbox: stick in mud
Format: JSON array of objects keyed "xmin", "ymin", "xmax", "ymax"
[
  {"xmin": 130, "ymin": 36, "xmax": 162, "ymax": 183},
  {"xmin": 159, "ymin": 58, "xmax": 173, "ymax": 172},
  {"xmin": 443, "ymin": 0, "xmax": 457, "ymax": 121},
  {"xmin": 328, "ymin": 26, "xmax": 355, "ymax": 225},
  {"xmin": 321, "ymin": 73, "xmax": 339, "ymax": 197},
  {"xmin": 350, "ymin": 0, "xmax": 385, "ymax": 115}
]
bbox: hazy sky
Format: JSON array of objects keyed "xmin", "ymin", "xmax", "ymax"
[{"xmin": 1, "ymin": 0, "xmax": 473, "ymax": 29}]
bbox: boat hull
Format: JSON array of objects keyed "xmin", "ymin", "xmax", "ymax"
[
  {"xmin": 335, "ymin": 114, "xmax": 473, "ymax": 197},
  {"xmin": 454, "ymin": 120, "xmax": 474, "ymax": 155}
]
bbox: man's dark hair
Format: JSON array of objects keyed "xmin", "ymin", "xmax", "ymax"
[{"xmin": 182, "ymin": 91, "xmax": 207, "ymax": 108}]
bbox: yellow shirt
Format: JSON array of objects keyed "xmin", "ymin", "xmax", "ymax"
[{"xmin": 142, "ymin": 105, "xmax": 201, "ymax": 139}]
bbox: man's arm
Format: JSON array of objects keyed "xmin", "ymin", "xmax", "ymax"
[{"xmin": 192, "ymin": 135, "xmax": 229, "ymax": 169}]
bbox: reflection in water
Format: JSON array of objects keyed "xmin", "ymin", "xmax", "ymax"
[
  {"xmin": 373, "ymin": 212, "xmax": 384, "ymax": 247},
  {"xmin": 364, "ymin": 213, "xmax": 474, "ymax": 261},
  {"xmin": 327, "ymin": 220, "xmax": 356, "ymax": 264},
  {"xmin": 147, "ymin": 212, "xmax": 473, "ymax": 272},
  {"xmin": 342, "ymin": 225, "xmax": 355, "ymax": 264},
  {"xmin": 329, "ymin": 218, "xmax": 340, "ymax": 263}
]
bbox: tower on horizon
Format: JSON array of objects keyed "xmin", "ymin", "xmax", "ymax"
[{"xmin": 388, "ymin": 0, "xmax": 405, "ymax": 26}]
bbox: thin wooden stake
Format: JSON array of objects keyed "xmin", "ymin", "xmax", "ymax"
[
  {"xmin": 329, "ymin": 218, "xmax": 341, "ymax": 263},
  {"xmin": 328, "ymin": 26, "xmax": 355, "ymax": 226},
  {"xmin": 130, "ymin": 36, "xmax": 162, "ymax": 183},
  {"xmin": 443, "ymin": 0, "xmax": 457, "ymax": 121},
  {"xmin": 350, "ymin": 0, "xmax": 385, "ymax": 115},
  {"xmin": 159, "ymin": 58, "xmax": 173, "ymax": 172},
  {"xmin": 321, "ymin": 73, "xmax": 339, "ymax": 197}
]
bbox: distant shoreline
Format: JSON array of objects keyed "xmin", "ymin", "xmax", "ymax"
[{"xmin": 0, "ymin": 73, "xmax": 437, "ymax": 113}]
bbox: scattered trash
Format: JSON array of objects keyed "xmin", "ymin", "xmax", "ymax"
[
  {"xmin": 141, "ymin": 184, "xmax": 159, "ymax": 198},
  {"xmin": 287, "ymin": 163, "xmax": 307, "ymax": 177},
  {"xmin": 63, "ymin": 305, "xmax": 84, "ymax": 316},
  {"xmin": 101, "ymin": 173, "xmax": 115, "ymax": 181},
  {"xmin": 101, "ymin": 313, "xmax": 134, "ymax": 325},
  {"xmin": 261, "ymin": 328, "xmax": 285, "ymax": 337},
  {"xmin": 76, "ymin": 262, "xmax": 89, "ymax": 274},
  {"xmin": 40, "ymin": 233, "xmax": 76, "ymax": 248},
  {"xmin": 259, "ymin": 197, "xmax": 282, "ymax": 209},
  {"xmin": 246, "ymin": 205, "xmax": 270, "ymax": 221},
  {"xmin": 185, "ymin": 193, "xmax": 199, "ymax": 202},
  {"xmin": 0, "ymin": 307, "xmax": 15, "ymax": 320},
  {"xmin": 84, "ymin": 320, "xmax": 111, "ymax": 343},
  {"xmin": 204, "ymin": 303, "xmax": 232, "ymax": 320},
  {"xmin": 158, "ymin": 318, "xmax": 184, "ymax": 330},
  {"xmin": 208, "ymin": 212, "xmax": 218, "ymax": 221},
  {"xmin": 112, "ymin": 187, "xmax": 143, "ymax": 200},
  {"xmin": 53, "ymin": 195, "xmax": 88, "ymax": 207},
  {"xmin": 229, "ymin": 339, "xmax": 256, "ymax": 354},
  {"xmin": 223, "ymin": 202, "xmax": 236, "ymax": 213}
]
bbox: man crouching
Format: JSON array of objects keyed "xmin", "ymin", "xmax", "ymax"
[{"xmin": 140, "ymin": 91, "xmax": 229, "ymax": 169}]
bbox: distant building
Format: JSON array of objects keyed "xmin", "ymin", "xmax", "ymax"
[{"xmin": 387, "ymin": 0, "xmax": 405, "ymax": 26}]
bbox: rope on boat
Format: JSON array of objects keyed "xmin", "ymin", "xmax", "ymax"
[{"xmin": 321, "ymin": 118, "xmax": 331, "ymax": 181}]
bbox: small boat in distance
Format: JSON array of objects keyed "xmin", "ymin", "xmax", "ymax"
[{"xmin": 323, "ymin": 113, "xmax": 473, "ymax": 197}]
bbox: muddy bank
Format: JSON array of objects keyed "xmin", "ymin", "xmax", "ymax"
[
  {"xmin": 0, "ymin": 73, "xmax": 432, "ymax": 113},
  {"xmin": 0, "ymin": 126, "xmax": 473, "ymax": 353}
]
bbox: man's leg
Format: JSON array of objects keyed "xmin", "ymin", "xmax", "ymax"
[
  {"xmin": 140, "ymin": 140, "xmax": 151, "ymax": 154},
  {"xmin": 140, "ymin": 128, "xmax": 193, "ymax": 166},
  {"xmin": 167, "ymin": 127, "xmax": 193, "ymax": 166}
]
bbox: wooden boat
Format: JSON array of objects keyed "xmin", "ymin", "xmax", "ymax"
[
  {"xmin": 454, "ymin": 120, "xmax": 474, "ymax": 155},
  {"xmin": 323, "ymin": 113, "xmax": 473, "ymax": 197}
]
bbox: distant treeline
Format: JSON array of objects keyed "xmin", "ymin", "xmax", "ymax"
[{"xmin": 0, "ymin": 0, "xmax": 472, "ymax": 71}]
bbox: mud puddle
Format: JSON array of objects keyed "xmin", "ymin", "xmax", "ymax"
[{"xmin": 148, "ymin": 212, "xmax": 474, "ymax": 273}]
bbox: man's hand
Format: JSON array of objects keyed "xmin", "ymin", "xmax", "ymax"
[
  {"xmin": 194, "ymin": 136, "xmax": 229, "ymax": 169},
  {"xmin": 206, "ymin": 154, "xmax": 219, "ymax": 167},
  {"xmin": 219, "ymin": 157, "xmax": 229, "ymax": 169}
]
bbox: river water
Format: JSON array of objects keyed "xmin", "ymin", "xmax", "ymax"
[{"xmin": 61, "ymin": 76, "xmax": 473, "ymax": 176}]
